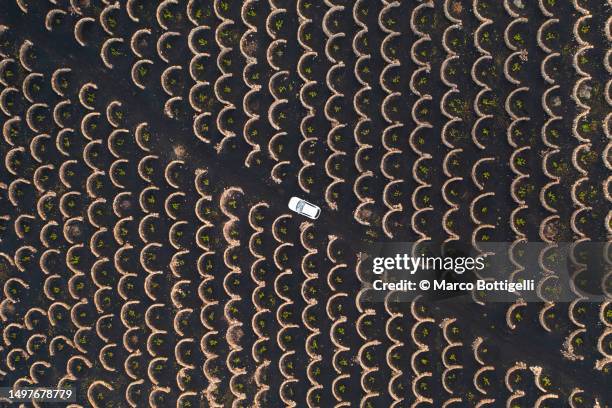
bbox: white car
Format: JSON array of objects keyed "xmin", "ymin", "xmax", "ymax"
[{"xmin": 288, "ymin": 197, "xmax": 321, "ymax": 220}]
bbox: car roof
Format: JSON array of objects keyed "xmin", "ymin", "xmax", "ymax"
[{"xmin": 301, "ymin": 202, "xmax": 318, "ymax": 217}]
